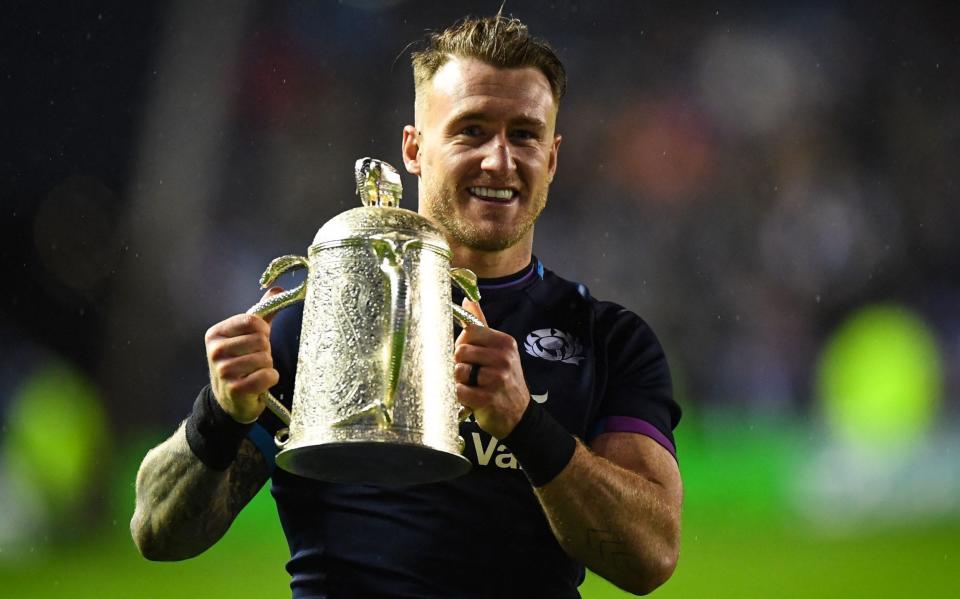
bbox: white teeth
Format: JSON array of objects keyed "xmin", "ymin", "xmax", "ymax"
[{"xmin": 469, "ymin": 187, "xmax": 515, "ymax": 200}]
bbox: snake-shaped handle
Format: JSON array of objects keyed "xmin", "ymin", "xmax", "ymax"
[
  {"xmin": 246, "ymin": 254, "xmax": 310, "ymax": 443},
  {"xmin": 449, "ymin": 267, "xmax": 483, "ymax": 424}
]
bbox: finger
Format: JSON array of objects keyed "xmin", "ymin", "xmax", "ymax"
[
  {"xmin": 461, "ymin": 298, "xmax": 488, "ymax": 327},
  {"xmin": 207, "ymin": 313, "xmax": 272, "ymax": 340},
  {"xmin": 455, "ymin": 383, "xmax": 491, "ymax": 410},
  {"xmin": 214, "ymin": 352, "xmax": 274, "ymax": 382},
  {"xmin": 258, "ymin": 287, "xmax": 285, "ymax": 324},
  {"xmin": 453, "ymin": 344, "xmax": 502, "ymax": 368},
  {"xmin": 226, "ymin": 367, "xmax": 280, "ymax": 398},
  {"xmin": 454, "ymin": 362, "xmax": 482, "ymax": 386},
  {"xmin": 208, "ymin": 332, "xmax": 270, "ymax": 360},
  {"xmin": 456, "ymin": 323, "xmax": 509, "ymax": 348}
]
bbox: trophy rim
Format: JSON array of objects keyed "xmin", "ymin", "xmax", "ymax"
[{"xmin": 275, "ymin": 440, "xmax": 472, "ymax": 487}]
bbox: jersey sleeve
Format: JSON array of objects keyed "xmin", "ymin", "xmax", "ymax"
[
  {"xmin": 246, "ymin": 302, "xmax": 304, "ymax": 472},
  {"xmin": 591, "ymin": 302, "xmax": 681, "ymax": 459}
]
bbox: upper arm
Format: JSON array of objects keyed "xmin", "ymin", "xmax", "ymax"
[{"xmin": 590, "ymin": 431, "xmax": 683, "ymax": 509}]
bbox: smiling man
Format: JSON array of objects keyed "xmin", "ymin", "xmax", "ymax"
[
  {"xmin": 132, "ymin": 14, "xmax": 682, "ymax": 598},
  {"xmin": 406, "ymin": 53, "xmax": 559, "ymax": 267}
]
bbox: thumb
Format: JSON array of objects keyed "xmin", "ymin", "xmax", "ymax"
[
  {"xmin": 258, "ymin": 286, "xmax": 285, "ymax": 324},
  {"xmin": 461, "ymin": 297, "xmax": 488, "ymax": 327}
]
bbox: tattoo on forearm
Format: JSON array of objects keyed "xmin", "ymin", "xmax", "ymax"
[
  {"xmin": 227, "ymin": 441, "xmax": 269, "ymax": 515},
  {"xmin": 586, "ymin": 528, "xmax": 632, "ymax": 568},
  {"xmin": 133, "ymin": 426, "xmax": 267, "ymax": 557}
]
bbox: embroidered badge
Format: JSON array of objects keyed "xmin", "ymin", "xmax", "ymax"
[{"xmin": 523, "ymin": 329, "xmax": 585, "ymax": 364}]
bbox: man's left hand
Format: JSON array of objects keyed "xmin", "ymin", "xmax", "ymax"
[{"xmin": 454, "ymin": 299, "xmax": 530, "ymax": 439}]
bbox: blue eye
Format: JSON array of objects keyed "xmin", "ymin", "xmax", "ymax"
[{"xmin": 461, "ymin": 125, "xmax": 483, "ymax": 136}]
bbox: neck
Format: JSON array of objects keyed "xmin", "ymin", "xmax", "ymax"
[{"xmin": 449, "ymin": 235, "xmax": 534, "ymax": 278}]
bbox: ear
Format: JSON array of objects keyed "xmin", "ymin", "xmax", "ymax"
[
  {"xmin": 402, "ymin": 125, "xmax": 421, "ymax": 176},
  {"xmin": 547, "ymin": 134, "xmax": 562, "ymax": 183}
]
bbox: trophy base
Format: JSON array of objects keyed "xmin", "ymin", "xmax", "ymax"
[{"xmin": 275, "ymin": 441, "xmax": 472, "ymax": 486}]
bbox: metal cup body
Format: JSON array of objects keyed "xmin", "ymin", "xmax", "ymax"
[{"xmin": 274, "ymin": 207, "xmax": 470, "ymax": 485}]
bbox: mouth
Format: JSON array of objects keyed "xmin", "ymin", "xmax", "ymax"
[{"xmin": 467, "ymin": 186, "xmax": 518, "ymax": 203}]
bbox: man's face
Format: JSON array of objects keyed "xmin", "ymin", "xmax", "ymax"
[{"xmin": 403, "ymin": 57, "xmax": 561, "ymax": 252}]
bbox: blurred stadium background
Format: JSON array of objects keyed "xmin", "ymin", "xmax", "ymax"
[{"xmin": 2, "ymin": 1, "xmax": 958, "ymax": 596}]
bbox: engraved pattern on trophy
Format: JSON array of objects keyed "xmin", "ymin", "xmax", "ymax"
[
  {"xmin": 255, "ymin": 157, "xmax": 476, "ymax": 485},
  {"xmin": 296, "ymin": 246, "xmax": 385, "ymax": 434}
]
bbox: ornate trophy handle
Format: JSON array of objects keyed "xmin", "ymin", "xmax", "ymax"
[
  {"xmin": 450, "ymin": 267, "xmax": 483, "ymax": 327},
  {"xmin": 449, "ymin": 267, "xmax": 483, "ymax": 423},
  {"xmin": 246, "ymin": 254, "xmax": 310, "ymax": 445}
]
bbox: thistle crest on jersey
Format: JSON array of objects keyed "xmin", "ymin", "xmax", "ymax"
[{"xmin": 523, "ymin": 329, "xmax": 585, "ymax": 364}]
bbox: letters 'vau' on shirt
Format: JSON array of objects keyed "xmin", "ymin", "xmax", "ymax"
[{"xmin": 248, "ymin": 258, "xmax": 680, "ymax": 599}]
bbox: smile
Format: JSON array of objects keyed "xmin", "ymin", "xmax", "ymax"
[{"xmin": 468, "ymin": 186, "xmax": 517, "ymax": 201}]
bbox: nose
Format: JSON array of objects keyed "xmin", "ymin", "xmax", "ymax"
[{"xmin": 480, "ymin": 135, "xmax": 516, "ymax": 175}]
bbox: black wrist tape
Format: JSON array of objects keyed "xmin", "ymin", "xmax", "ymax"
[
  {"xmin": 185, "ymin": 385, "xmax": 254, "ymax": 470},
  {"xmin": 501, "ymin": 400, "xmax": 577, "ymax": 487}
]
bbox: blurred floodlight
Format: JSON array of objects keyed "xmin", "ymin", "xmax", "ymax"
[
  {"xmin": 2, "ymin": 362, "xmax": 108, "ymax": 524},
  {"xmin": 816, "ymin": 304, "xmax": 943, "ymax": 449}
]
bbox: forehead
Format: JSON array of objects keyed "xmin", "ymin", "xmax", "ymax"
[{"xmin": 421, "ymin": 57, "xmax": 556, "ymax": 124}]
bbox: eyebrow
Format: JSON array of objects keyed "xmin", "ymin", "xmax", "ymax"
[{"xmin": 448, "ymin": 110, "xmax": 547, "ymax": 130}]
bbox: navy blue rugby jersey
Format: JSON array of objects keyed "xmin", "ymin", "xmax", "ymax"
[{"xmin": 248, "ymin": 257, "xmax": 679, "ymax": 599}]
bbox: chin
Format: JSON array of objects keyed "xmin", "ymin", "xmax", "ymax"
[{"xmin": 455, "ymin": 225, "xmax": 530, "ymax": 252}]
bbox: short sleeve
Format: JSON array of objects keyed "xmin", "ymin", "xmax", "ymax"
[{"xmin": 591, "ymin": 303, "xmax": 681, "ymax": 458}]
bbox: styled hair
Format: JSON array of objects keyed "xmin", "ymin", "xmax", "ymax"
[{"xmin": 411, "ymin": 14, "xmax": 567, "ymax": 104}]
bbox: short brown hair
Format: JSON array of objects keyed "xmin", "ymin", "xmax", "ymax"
[{"xmin": 411, "ymin": 14, "xmax": 567, "ymax": 104}]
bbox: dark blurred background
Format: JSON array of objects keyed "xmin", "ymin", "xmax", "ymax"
[{"xmin": 2, "ymin": 1, "xmax": 958, "ymax": 596}]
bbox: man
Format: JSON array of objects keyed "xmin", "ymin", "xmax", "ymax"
[{"xmin": 131, "ymin": 14, "xmax": 682, "ymax": 598}]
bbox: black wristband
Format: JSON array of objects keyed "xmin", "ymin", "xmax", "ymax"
[
  {"xmin": 185, "ymin": 385, "xmax": 255, "ymax": 470},
  {"xmin": 501, "ymin": 399, "xmax": 577, "ymax": 487}
]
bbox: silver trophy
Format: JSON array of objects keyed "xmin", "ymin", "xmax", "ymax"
[{"xmin": 246, "ymin": 158, "xmax": 482, "ymax": 486}]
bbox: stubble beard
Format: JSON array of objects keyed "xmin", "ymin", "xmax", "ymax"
[{"xmin": 425, "ymin": 186, "xmax": 548, "ymax": 252}]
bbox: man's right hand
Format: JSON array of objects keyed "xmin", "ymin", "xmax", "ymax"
[{"xmin": 204, "ymin": 288, "xmax": 283, "ymax": 424}]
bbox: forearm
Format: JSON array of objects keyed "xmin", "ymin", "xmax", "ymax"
[
  {"xmin": 534, "ymin": 440, "xmax": 681, "ymax": 595},
  {"xmin": 130, "ymin": 423, "xmax": 260, "ymax": 560}
]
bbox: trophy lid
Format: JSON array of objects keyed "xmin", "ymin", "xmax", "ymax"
[{"xmin": 311, "ymin": 158, "xmax": 448, "ymax": 253}]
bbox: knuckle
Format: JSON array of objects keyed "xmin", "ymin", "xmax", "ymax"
[
  {"xmin": 215, "ymin": 362, "xmax": 232, "ymax": 380},
  {"xmin": 250, "ymin": 315, "xmax": 270, "ymax": 332},
  {"xmin": 265, "ymin": 368, "xmax": 280, "ymax": 386},
  {"xmin": 225, "ymin": 380, "xmax": 244, "ymax": 397},
  {"xmin": 455, "ymin": 384, "xmax": 475, "ymax": 401},
  {"xmin": 208, "ymin": 342, "xmax": 227, "ymax": 361},
  {"xmin": 254, "ymin": 334, "xmax": 271, "ymax": 352}
]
